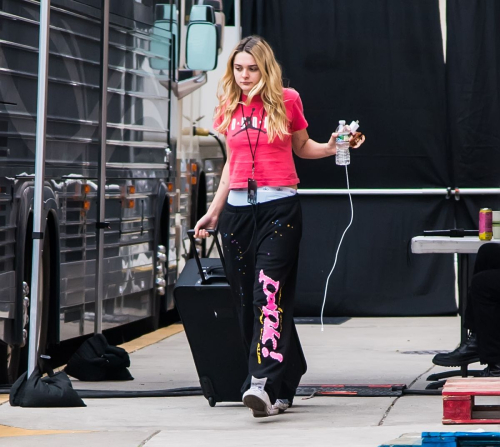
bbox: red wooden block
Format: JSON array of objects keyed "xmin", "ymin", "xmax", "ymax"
[{"xmin": 443, "ymin": 378, "xmax": 500, "ymax": 424}]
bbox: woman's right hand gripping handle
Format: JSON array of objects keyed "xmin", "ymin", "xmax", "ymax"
[{"xmin": 194, "ymin": 212, "xmax": 219, "ymax": 239}]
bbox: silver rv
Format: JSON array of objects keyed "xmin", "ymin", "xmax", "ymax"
[{"xmin": 0, "ymin": 0, "xmax": 225, "ymax": 382}]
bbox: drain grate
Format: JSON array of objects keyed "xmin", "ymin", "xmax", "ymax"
[{"xmin": 296, "ymin": 384, "xmax": 406, "ymax": 397}]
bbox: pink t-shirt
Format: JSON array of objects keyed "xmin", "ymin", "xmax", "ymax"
[{"xmin": 213, "ymin": 88, "xmax": 308, "ymax": 189}]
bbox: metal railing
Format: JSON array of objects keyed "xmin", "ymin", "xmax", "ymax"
[{"xmin": 298, "ymin": 188, "xmax": 500, "ymax": 196}]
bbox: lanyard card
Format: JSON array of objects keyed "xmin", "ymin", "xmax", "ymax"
[{"xmin": 247, "ymin": 178, "xmax": 257, "ymax": 204}]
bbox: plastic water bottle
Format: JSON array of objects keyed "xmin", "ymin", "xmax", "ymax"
[{"xmin": 335, "ymin": 120, "xmax": 350, "ymax": 166}]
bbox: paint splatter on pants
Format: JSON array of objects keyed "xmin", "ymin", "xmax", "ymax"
[{"xmin": 219, "ymin": 195, "xmax": 307, "ymax": 404}]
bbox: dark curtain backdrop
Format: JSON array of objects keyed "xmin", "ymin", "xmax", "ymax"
[
  {"xmin": 447, "ymin": 0, "xmax": 500, "ymax": 189},
  {"xmin": 240, "ymin": 0, "xmax": 498, "ymax": 316},
  {"xmin": 296, "ymin": 196, "xmax": 456, "ymax": 317},
  {"xmin": 447, "ymin": 1, "xmax": 500, "ymax": 235}
]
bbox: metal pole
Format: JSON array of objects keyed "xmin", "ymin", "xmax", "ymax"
[
  {"xmin": 298, "ymin": 188, "xmax": 500, "ymax": 196},
  {"xmin": 95, "ymin": 0, "xmax": 110, "ymax": 334},
  {"xmin": 439, "ymin": 0, "xmax": 447, "ymax": 63},
  {"xmin": 28, "ymin": 0, "xmax": 51, "ymax": 376},
  {"xmin": 234, "ymin": 0, "xmax": 241, "ymax": 40}
]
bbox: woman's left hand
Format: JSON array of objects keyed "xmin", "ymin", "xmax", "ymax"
[
  {"xmin": 326, "ymin": 133, "xmax": 338, "ymax": 154},
  {"xmin": 326, "ymin": 131, "xmax": 366, "ymax": 155}
]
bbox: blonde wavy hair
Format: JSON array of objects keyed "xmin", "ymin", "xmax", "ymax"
[{"xmin": 214, "ymin": 36, "xmax": 289, "ymax": 142}]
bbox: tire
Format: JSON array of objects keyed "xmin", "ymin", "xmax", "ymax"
[
  {"xmin": 0, "ymin": 342, "xmax": 18, "ymax": 385},
  {"xmin": 190, "ymin": 173, "xmax": 207, "ymax": 259},
  {"xmin": 146, "ymin": 201, "xmax": 170, "ymax": 332},
  {"xmin": 0, "ymin": 227, "xmax": 51, "ymax": 383}
]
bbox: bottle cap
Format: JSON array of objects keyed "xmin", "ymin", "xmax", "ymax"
[{"xmin": 339, "ymin": 120, "xmax": 346, "ymax": 125}]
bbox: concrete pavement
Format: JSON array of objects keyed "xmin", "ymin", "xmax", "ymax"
[{"xmin": 0, "ymin": 316, "xmax": 498, "ymax": 447}]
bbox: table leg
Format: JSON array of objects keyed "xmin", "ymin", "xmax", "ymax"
[
  {"xmin": 458, "ymin": 253, "xmax": 469, "ymax": 377},
  {"xmin": 426, "ymin": 251, "xmax": 482, "ymax": 388}
]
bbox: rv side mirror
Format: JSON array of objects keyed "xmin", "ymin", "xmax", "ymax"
[
  {"xmin": 151, "ymin": 23, "xmax": 172, "ymax": 70},
  {"xmin": 189, "ymin": 5, "xmax": 216, "ymax": 23},
  {"xmin": 185, "ymin": 22, "xmax": 218, "ymax": 71},
  {"xmin": 200, "ymin": 1, "xmax": 224, "ymax": 53},
  {"xmin": 151, "ymin": 4, "xmax": 179, "ymax": 71}
]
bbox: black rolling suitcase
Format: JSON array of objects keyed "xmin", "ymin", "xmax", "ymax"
[{"xmin": 174, "ymin": 229, "xmax": 248, "ymax": 407}]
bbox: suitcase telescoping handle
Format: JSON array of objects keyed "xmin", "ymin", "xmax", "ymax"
[{"xmin": 187, "ymin": 229, "xmax": 227, "ymax": 284}]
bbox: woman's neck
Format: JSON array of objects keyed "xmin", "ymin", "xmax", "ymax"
[{"xmin": 241, "ymin": 92, "xmax": 262, "ymax": 104}]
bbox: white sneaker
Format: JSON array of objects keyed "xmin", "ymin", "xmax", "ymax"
[
  {"xmin": 242, "ymin": 376, "xmax": 278, "ymax": 418},
  {"xmin": 272, "ymin": 398, "xmax": 290, "ymax": 414}
]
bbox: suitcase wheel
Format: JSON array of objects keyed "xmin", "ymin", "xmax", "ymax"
[{"xmin": 208, "ymin": 397, "xmax": 216, "ymax": 407}]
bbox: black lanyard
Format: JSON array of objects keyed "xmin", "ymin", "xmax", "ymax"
[{"xmin": 240, "ymin": 104, "xmax": 265, "ymax": 179}]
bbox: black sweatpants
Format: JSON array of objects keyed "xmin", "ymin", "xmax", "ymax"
[
  {"xmin": 464, "ymin": 243, "xmax": 500, "ymax": 364},
  {"xmin": 218, "ymin": 195, "xmax": 307, "ymax": 404}
]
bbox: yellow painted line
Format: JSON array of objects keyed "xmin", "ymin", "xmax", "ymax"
[
  {"xmin": 0, "ymin": 325, "xmax": 184, "ymax": 438},
  {"xmin": 118, "ymin": 323, "xmax": 184, "ymax": 354},
  {"xmin": 0, "ymin": 324, "xmax": 184, "ymax": 407},
  {"xmin": 0, "ymin": 424, "xmax": 88, "ymax": 437}
]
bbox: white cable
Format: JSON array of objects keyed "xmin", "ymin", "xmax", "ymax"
[{"xmin": 321, "ymin": 164, "xmax": 354, "ymax": 331}]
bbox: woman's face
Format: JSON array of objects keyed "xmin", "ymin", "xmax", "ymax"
[{"xmin": 233, "ymin": 52, "xmax": 262, "ymax": 95}]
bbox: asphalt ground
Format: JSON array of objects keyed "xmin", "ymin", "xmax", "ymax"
[{"xmin": 0, "ymin": 317, "xmax": 498, "ymax": 447}]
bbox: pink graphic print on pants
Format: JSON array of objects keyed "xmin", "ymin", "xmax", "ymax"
[{"xmin": 259, "ymin": 269, "xmax": 283, "ymax": 363}]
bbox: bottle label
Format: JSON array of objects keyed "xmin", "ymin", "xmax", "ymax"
[{"xmin": 336, "ymin": 134, "xmax": 349, "ymax": 143}]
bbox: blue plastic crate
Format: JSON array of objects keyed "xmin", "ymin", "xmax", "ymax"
[
  {"xmin": 422, "ymin": 432, "xmax": 500, "ymax": 446},
  {"xmin": 379, "ymin": 432, "xmax": 500, "ymax": 446}
]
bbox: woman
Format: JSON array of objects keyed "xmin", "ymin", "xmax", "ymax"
[{"xmin": 194, "ymin": 36, "xmax": 364, "ymax": 418}]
